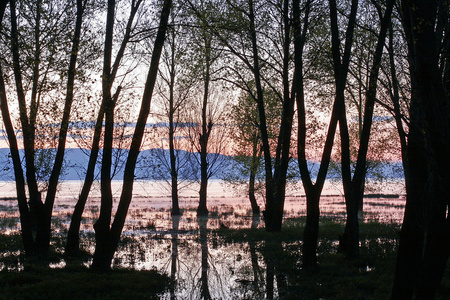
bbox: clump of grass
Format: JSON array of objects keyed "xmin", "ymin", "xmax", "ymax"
[
  {"xmin": 139, "ymin": 220, "xmax": 156, "ymax": 230},
  {"xmin": 0, "ymin": 216, "xmax": 20, "ymax": 231}
]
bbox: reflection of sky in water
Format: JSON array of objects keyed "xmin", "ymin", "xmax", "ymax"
[{"xmin": 0, "ymin": 180, "xmax": 405, "ymax": 298}]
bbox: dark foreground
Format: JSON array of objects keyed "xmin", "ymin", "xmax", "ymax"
[{"xmin": 0, "ymin": 267, "xmax": 168, "ymax": 299}]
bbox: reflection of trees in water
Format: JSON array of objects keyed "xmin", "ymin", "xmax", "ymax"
[
  {"xmin": 263, "ymin": 236, "xmax": 296, "ymax": 299},
  {"xmin": 170, "ymin": 215, "xmax": 181, "ymax": 300},
  {"xmin": 198, "ymin": 217, "xmax": 211, "ymax": 300},
  {"xmin": 196, "ymin": 217, "xmax": 228, "ymax": 300},
  {"xmin": 165, "ymin": 216, "xmax": 228, "ymax": 299},
  {"xmin": 98, "ymin": 214, "xmax": 292, "ymax": 299},
  {"xmin": 249, "ymin": 215, "xmax": 264, "ymax": 296}
]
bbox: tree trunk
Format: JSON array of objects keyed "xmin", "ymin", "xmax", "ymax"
[
  {"xmin": 6, "ymin": 0, "xmax": 85, "ymax": 256},
  {"xmin": 66, "ymin": 0, "xmax": 140, "ymax": 256},
  {"xmin": 302, "ymin": 190, "xmax": 320, "ymax": 268},
  {"xmin": 92, "ymin": 0, "xmax": 115, "ymax": 271},
  {"xmin": 169, "ymin": 80, "xmax": 180, "ymax": 215},
  {"xmin": 91, "ymin": 0, "xmax": 172, "ymax": 270},
  {"xmin": 269, "ymin": 0, "xmax": 295, "ymax": 232},
  {"xmin": 246, "ymin": 0, "xmax": 275, "ymax": 230},
  {"xmin": 197, "ymin": 32, "xmax": 212, "ymax": 217},
  {"xmin": 39, "ymin": 0, "xmax": 85, "ymax": 254},
  {"xmin": 329, "ymin": 0, "xmax": 359, "ymax": 258},
  {"xmin": 392, "ymin": 0, "xmax": 450, "ymax": 297},
  {"xmin": 9, "ymin": 0, "xmax": 44, "ymax": 255},
  {"xmin": 0, "ymin": 2, "xmax": 33, "ymax": 253},
  {"xmin": 340, "ymin": 0, "xmax": 394, "ymax": 259},
  {"xmin": 65, "ymin": 98, "xmax": 107, "ymax": 256},
  {"xmin": 248, "ymin": 138, "xmax": 260, "ymax": 215}
]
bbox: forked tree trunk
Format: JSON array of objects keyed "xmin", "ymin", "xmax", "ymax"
[
  {"xmin": 328, "ymin": 0, "xmax": 359, "ymax": 258},
  {"xmin": 92, "ymin": 0, "xmax": 116, "ymax": 269},
  {"xmin": 0, "ymin": 2, "xmax": 34, "ymax": 254},
  {"xmin": 91, "ymin": 0, "xmax": 172, "ymax": 270},
  {"xmin": 338, "ymin": 0, "xmax": 394, "ymax": 259},
  {"xmin": 66, "ymin": 0, "xmax": 141, "ymax": 256},
  {"xmin": 5, "ymin": 0, "xmax": 85, "ymax": 257},
  {"xmin": 269, "ymin": 0, "xmax": 295, "ymax": 232}
]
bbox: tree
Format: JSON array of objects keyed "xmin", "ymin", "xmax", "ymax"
[
  {"xmin": 336, "ymin": 0, "xmax": 394, "ymax": 259},
  {"xmin": 154, "ymin": 6, "xmax": 192, "ymax": 215},
  {"xmin": 91, "ymin": 0, "xmax": 172, "ymax": 270},
  {"xmin": 293, "ymin": 0, "xmax": 344, "ymax": 268},
  {"xmin": 190, "ymin": 0, "xmax": 301, "ymax": 231},
  {"xmin": 184, "ymin": 0, "xmax": 229, "ymax": 216},
  {"xmin": 392, "ymin": 0, "xmax": 450, "ymax": 297},
  {"xmin": 66, "ymin": 0, "xmax": 143, "ymax": 257},
  {"xmin": 223, "ymin": 88, "xmax": 282, "ymax": 215},
  {"xmin": 0, "ymin": 0, "xmax": 86, "ymax": 257},
  {"xmin": 291, "ymin": 0, "xmax": 360, "ymax": 265}
]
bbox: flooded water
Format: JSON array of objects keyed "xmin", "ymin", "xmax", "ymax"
[{"xmin": 0, "ymin": 179, "xmax": 405, "ymax": 299}]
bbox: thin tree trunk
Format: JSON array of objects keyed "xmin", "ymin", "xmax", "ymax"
[
  {"xmin": 248, "ymin": 138, "xmax": 260, "ymax": 215},
  {"xmin": 247, "ymin": 0, "xmax": 275, "ymax": 230},
  {"xmin": 293, "ymin": 0, "xmax": 339, "ymax": 269},
  {"xmin": 168, "ymin": 41, "xmax": 180, "ymax": 215},
  {"xmin": 0, "ymin": 1, "xmax": 33, "ymax": 254},
  {"xmin": 340, "ymin": 0, "xmax": 393, "ymax": 259},
  {"xmin": 387, "ymin": 25, "xmax": 408, "ymax": 176},
  {"xmin": 92, "ymin": 0, "xmax": 116, "ymax": 269},
  {"xmin": 169, "ymin": 105, "xmax": 180, "ymax": 215},
  {"xmin": 39, "ymin": 0, "xmax": 86, "ymax": 253},
  {"xmin": 7, "ymin": 0, "xmax": 85, "ymax": 256},
  {"xmin": 198, "ymin": 37, "xmax": 212, "ymax": 216},
  {"xmin": 270, "ymin": 0, "xmax": 295, "ymax": 232},
  {"xmin": 9, "ymin": 0, "xmax": 43, "ymax": 251},
  {"xmin": 65, "ymin": 89, "xmax": 124, "ymax": 256}
]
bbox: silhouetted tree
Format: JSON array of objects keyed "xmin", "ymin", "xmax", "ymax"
[
  {"xmin": 66, "ymin": 0, "xmax": 143, "ymax": 257},
  {"xmin": 392, "ymin": 0, "xmax": 450, "ymax": 297},
  {"xmin": 91, "ymin": 0, "xmax": 172, "ymax": 270},
  {"xmin": 0, "ymin": 0, "xmax": 86, "ymax": 257},
  {"xmin": 337, "ymin": 0, "xmax": 394, "ymax": 259}
]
